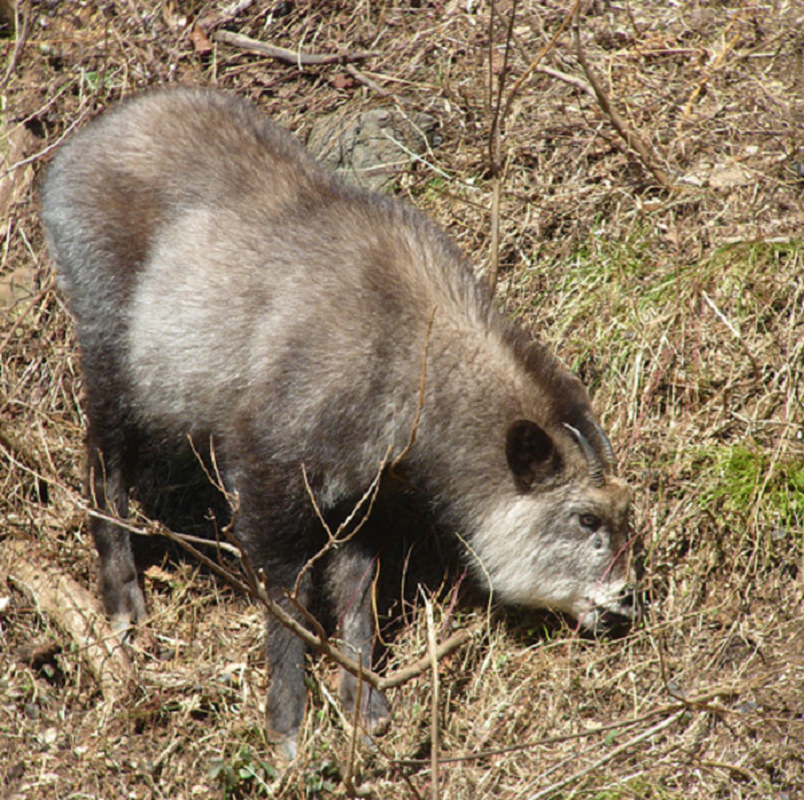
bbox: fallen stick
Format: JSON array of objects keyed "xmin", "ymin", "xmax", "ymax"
[
  {"xmin": 212, "ymin": 30, "xmax": 380, "ymax": 67},
  {"xmin": 4, "ymin": 538, "xmax": 134, "ymax": 703}
]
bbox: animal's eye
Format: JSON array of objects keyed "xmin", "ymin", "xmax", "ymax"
[{"xmin": 580, "ymin": 513, "xmax": 600, "ymax": 531}]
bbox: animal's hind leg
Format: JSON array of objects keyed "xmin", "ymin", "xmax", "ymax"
[
  {"xmin": 85, "ymin": 398, "xmax": 145, "ymax": 639},
  {"xmin": 326, "ymin": 542, "xmax": 391, "ymax": 731}
]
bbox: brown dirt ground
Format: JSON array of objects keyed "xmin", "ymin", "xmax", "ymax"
[{"xmin": 1, "ymin": 1, "xmax": 803, "ymax": 798}]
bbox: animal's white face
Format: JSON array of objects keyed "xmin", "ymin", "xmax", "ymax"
[{"xmin": 470, "ymin": 477, "xmax": 634, "ymax": 628}]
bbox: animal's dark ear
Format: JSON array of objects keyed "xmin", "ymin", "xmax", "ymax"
[{"xmin": 506, "ymin": 419, "xmax": 555, "ymax": 489}]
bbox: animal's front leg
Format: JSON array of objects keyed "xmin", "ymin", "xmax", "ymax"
[
  {"xmin": 264, "ymin": 581, "xmax": 313, "ymax": 760},
  {"xmin": 327, "ymin": 542, "xmax": 391, "ymax": 733}
]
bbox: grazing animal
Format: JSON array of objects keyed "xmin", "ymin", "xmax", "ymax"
[{"xmin": 41, "ymin": 88, "xmax": 634, "ymax": 754}]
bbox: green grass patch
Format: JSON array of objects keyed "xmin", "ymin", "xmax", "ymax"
[{"xmin": 697, "ymin": 444, "xmax": 804, "ymax": 568}]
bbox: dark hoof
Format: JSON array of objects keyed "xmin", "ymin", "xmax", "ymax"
[
  {"xmin": 106, "ymin": 580, "xmax": 147, "ymax": 643},
  {"xmin": 341, "ymin": 675, "xmax": 391, "ymax": 733}
]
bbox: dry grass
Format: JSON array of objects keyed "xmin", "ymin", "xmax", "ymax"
[{"xmin": 2, "ymin": 1, "xmax": 803, "ymax": 798}]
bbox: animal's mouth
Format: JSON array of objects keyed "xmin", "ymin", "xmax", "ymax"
[{"xmin": 576, "ymin": 588, "xmax": 637, "ymax": 633}]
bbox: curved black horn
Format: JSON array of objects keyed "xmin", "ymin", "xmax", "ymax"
[
  {"xmin": 563, "ymin": 423, "xmax": 605, "ymax": 487},
  {"xmin": 587, "ymin": 416, "xmax": 618, "ymax": 477}
]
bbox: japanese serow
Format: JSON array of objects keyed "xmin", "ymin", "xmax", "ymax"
[{"xmin": 42, "ymin": 88, "xmax": 634, "ymax": 753}]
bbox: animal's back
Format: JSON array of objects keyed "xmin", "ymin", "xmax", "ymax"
[
  {"xmin": 42, "ymin": 89, "xmax": 496, "ymax": 452},
  {"xmin": 42, "ymin": 90, "xmax": 334, "ymax": 307}
]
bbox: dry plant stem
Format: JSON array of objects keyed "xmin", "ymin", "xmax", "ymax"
[
  {"xmin": 502, "ymin": 0, "xmax": 581, "ymax": 120},
  {"xmin": 0, "ymin": 0, "xmax": 28, "ymax": 91},
  {"xmin": 394, "ymin": 685, "xmax": 741, "ymax": 766},
  {"xmin": 83, "ymin": 508, "xmax": 243, "ymax": 558},
  {"xmin": 488, "ymin": 177, "xmax": 502, "ymax": 291},
  {"xmin": 486, "ymin": 0, "xmax": 518, "ymax": 291},
  {"xmin": 342, "ymin": 653, "xmax": 374, "ymax": 799},
  {"xmin": 391, "ymin": 305, "xmax": 437, "ymax": 472},
  {"xmin": 185, "ymin": 434, "xmax": 237, "ymax": 504},
  {"xmin": 344, "ymin": 652, "xmax": 362, "ymax": 792},
  {"xmin": 425, "ymin": 597, "xmax": 440, "ymax": 800},
  {"xmin": 525, "ymin": 708, "xmax": 687, "ymax": 800},
  {"xmin": 345, "ymin": 63, "xmax": 395, "ymax": 98},
  {"xmin": 486, "ymin": 0, "xmax": 578, "ymax": 290},
  {"xmin": 5, "ymin": 538, "xmax": 134, "ymax": 703},
  {"xmin": 535, "ymin": 64, "xmax": 594, "ymax": 98},
  {"xmin": 198, "ymin": 0, "xmax": 257, "ymax": 32},
  {"xmin": 571, "ymin": 8, "xmax": 672, "ymax": 190},
  {"xmin": 212, "ymin": 30, "xmax": 380, "ymax": 66},
  {"xmin": 254, "ymin": 570, "xmax": 472, "ymax": 693},
  {"xmin": 294, "ymin": 446, "xmax": 391, "ymax": 596}
]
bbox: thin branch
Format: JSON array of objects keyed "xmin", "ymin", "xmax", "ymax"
[
  {"xmin": 525, "ymin": 709, "xmax": 687, "ymax": 799},
  {"xmin": 248, "ymin": 564, "xmax": 472, "ymax": 693},
  {"xmin": 345, "ymin": 64, "xmax": 395, "ymax": 98},
  {"xmin": 486, "ymin": 0, "xmax": 579, "ymax": 290},
  {"xmin": 534, "ymin": 64, "xmax": 594, "ymax": 98},
  {"xmin": 502, "ymin": 0, "xmax": 581, "ymax": 122},
  {"xmin": 425, "ymin": 596, "xmax": 440, "ymax": 800},
  {"xmin": 212, "ymin": 30, "xmax": 380, "ymax": 67},
  {"xmin": 194, "ymin": 497, "xmax": 474, "ymax": 694},
  {"xmin": 342, "ymin": 653, "xmax": 375, "ymax": 799},
  {"xmin": 0, "ymin": 0, "xmax": 29, "ymax": 92},
  {"xmin": 294, "ymin": 445, "xmax": 391, "ymax": 597},
  {"xmin": 486, "ymin": 0, "xmax": 518, "ymax": 291},
  {"xmin": 571, "ymin": 7, "xmax": 672, "ymax": 190},
  {"xmin": 83, "ymin": 508, "xmax": 242, "ymax": 558},
  {"xmin": 391, "ymin": 306, "xmax": 437, "ymax": 472}
]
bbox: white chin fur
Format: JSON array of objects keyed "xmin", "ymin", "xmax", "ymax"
[{"xmin": 574, "ymin": 592, "xmax": 635, "ymax": 632}]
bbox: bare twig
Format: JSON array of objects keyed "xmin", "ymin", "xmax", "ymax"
[
  {"xmin": 83, "ymin": 508, "xmax": 243, "ymax": 558},
  {"xmin": 342, "ymin": 652, "xmax": 375, "ymax": 799},
  {"xmin": 534, "ymin": 64, "xmax": 594, "ymax": 97},
  {"xmin": 571, "ymin": 7, "xmax": 672, "ymax": 189},
  {"xmin": 254, "ymin": 563, "xmax": 472, "ymax": 692},
  {"xmin": 345, "ymin": 64, "xmax": 395, "ymax": 98},
  {"xmin": 212, "ymin": 30, "xmax": 380, "ymax": 67},
  {"xmin": 486, "ymin": 0, "xmax": 518, "ymax": 291},
  {"xmin": 0, "ymin": 0, "xmax": 29, "ymax": 92},
  {"xmin": 501, "ymin": 0, "xmax": 581, "ymax": 122},
  {"xmin": 487, "ymin": 0, "xmax": 580, "ymax": 290},
  {"xmin": 425, "ymin": 596, "xmax": 440, "ymax": 800},
  {"xmin": 198, "ymin": 0, "xmax": 258, "ymax": 32},
  {"xmin": 191, "ymin": 507, "xmax": 473, "ymax": 694},
  {"xmin": 525, "ymin": 709, "xmax": 687, "ymax": 799},
  {"xmin": 294, "ymin": 445, "xmax": 391, "ymax": 597},
  {"xmin": 391, "ymin": 306, "xmax": 437, "ymax": 472}
]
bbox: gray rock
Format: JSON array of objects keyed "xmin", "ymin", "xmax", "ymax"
[{"xmin": 307, "ymin": 108, "xmax": 436, "ymax": 192}]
